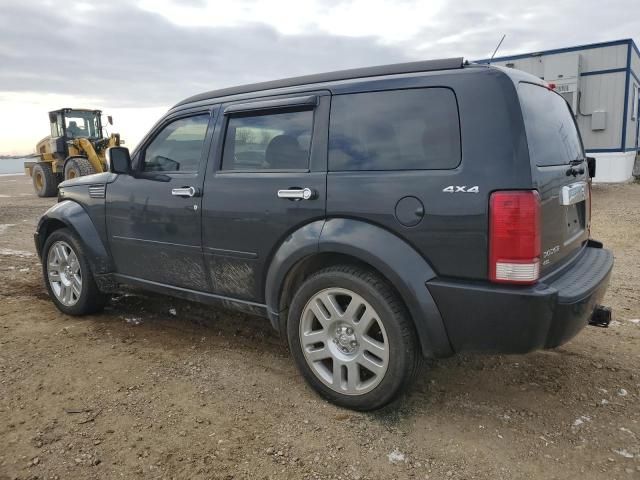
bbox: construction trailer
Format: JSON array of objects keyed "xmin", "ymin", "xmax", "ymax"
[{"xmin": 477, "ymin": 38, "xmax": 640, "ymax": 182}]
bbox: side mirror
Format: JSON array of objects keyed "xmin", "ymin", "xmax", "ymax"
[
  {"xmin": 107, "ymin": 115, "xmax": 113, "ymax": 125},
  {"xmin": 106, "ymin": 147, "xmax": 131, "ymax": 174},
  {"xmin": 587, "ymin": 156, "xmax": 596, "ymax": 179}
]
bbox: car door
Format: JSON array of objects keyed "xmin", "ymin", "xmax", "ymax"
[
  {"xmin": 106, "ymin": 108, "xmax": 216, "ymax": 291},
  {"xmin": 201, "ymin": 93, "xmax": 329, "ymax": 301}
]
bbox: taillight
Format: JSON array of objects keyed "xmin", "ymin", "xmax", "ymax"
[{"xmin": 489, "ymin": 190, "xmax": 541, "ymax": 285}]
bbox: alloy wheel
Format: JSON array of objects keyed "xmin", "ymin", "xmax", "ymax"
[
  {"xmin": 299, "ymin": 287, "xmax": 389, "ymax": 395},
  {"xmin": 47, "ymin": 240, "xmax": 82, "ymax": 306}
]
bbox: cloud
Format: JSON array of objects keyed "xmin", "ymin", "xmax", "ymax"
[
  {"xmin": 404, "ymin": 0, "xmax": 639, "ymax": 60},
  {"xmin": 0, "ymin": 0, "xmax": 411, "ymax": 107},
  {"xmin": 0, "ymin": 0, "xmax": 637, "ymax": 154},
  {"xmin": 0, "ymin": 0, "xmax": 637, "ymax": 109}
]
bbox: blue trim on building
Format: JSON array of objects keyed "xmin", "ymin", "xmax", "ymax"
[
  {"xmin": 635, "ymin": 82, "xmax": 640, "ymax": 150},
  {"xmin": 636, "ymin": 99, "xmax": 640, "ymax": 150},
  {"xmin": 622, "ymin": 43, "xmax": 631, "ymax": 150},
  {"xmin": 585, "ymin": 148, "xmax": 639, "ymax": 153},
  {"xmin": 580, "ymin": 68, "xmax": 626, "ymax": 77},
  {"xmin": 475, "ymin": 38, "xmax": 634, "ymax": 64}
]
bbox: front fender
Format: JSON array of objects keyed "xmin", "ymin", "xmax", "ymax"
[
  {"xmin": 266, "ymin": 218, "xmax": 453, "ymax": 358},
  {"xmin": 35, "ymin": 200, "xmax": 113, "ymax": 274}
]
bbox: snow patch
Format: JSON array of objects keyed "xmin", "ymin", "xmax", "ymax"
[
  {"xmin": 387, "ymin": 449, "xmax": 406, "ymax": 464},
  {"xmin": 0, "ymin": 248, "xmax": 34, "ymax": 257},
  {"xmin": 0, "ymin": 224, "xmax": 16, "ymax": 235},
  {"xmin": 613, "ymin": 448, "xmax": 635, "ymax": 459},
  {"xmin": 572, "ymin": 415, "xmax": 592, "ymax": 428}
]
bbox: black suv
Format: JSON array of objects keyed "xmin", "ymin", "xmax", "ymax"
[{"xmin": 36, "ymin": 58, "xmax": 613, "ymax": 410}]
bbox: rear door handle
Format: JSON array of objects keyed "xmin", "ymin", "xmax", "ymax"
[
  {"xmin": 277, "ymin": 187, "xmax": 315, "ymax": 200},
  {"xmin": 171, "ymin": 186, "xmax": 200, "ymax": 197}
]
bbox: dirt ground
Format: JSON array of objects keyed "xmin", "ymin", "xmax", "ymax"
[{"xmin": 0, "ymin": 174, "xmax": 639, "ymax": 480}]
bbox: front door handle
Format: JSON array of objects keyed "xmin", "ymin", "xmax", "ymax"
[
  {"xmin": 171, "ymin": 186, "xmax": 199, "ymax": 198},
  {"xmin": 277, "ymin": 187, "xmax": 315, "ymax": 200}
]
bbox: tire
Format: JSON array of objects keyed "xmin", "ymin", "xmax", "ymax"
[
  {"xmin": 42, "ymin": 228, "xmax": 107, "ymax": 315},
  {"xmin": 32, "ymin": 163, "xmax": 59, "ymax": 197},
  {"xmin": 64, "ymin": 157, "xmax": 96, "ymax": 180},
  {"xmin": 287, "ymin": 265, "xmax": 419, "ymax": 411}
]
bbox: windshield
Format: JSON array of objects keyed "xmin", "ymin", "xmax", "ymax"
[
  {"xmin": 519, "ymin": 83, "xmax": 584, "ymax": 166},
  {"xmin": 64, "ymin": 110, "xmax": 101, "ymax": 139}
]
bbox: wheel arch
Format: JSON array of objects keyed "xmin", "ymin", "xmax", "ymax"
[
  {"xmin": 36, "ymin": 200, "xmax": 113, "ymax": 274},
  {"xmin": 265, "ymin": 218, "xmax": 453, "ymax": 358}
]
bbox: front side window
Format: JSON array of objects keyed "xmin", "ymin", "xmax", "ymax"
[
  {"xmin": 329, "ymin": 88, "xmax": 461, "ymax": 171},
  {"xmin": 142, "ymin": 115, "xmax": 210, "ymax": 172},
  {"xmin": 222, "ymin": 109, "xmax": 313, "ymax": 171}
]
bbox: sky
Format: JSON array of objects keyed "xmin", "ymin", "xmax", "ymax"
[{"xmin": 0, "ymin": 0, "xmax": 638, "ymax": 155}]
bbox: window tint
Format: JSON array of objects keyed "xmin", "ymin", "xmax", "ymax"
[
  {"xmin": 143, "ymin": 115, "xmax": 209, "ymax": 172},
  {"xmin": 222, "ymin": 110, "xmax": 313, "ymax": 171},
  {"xmin": 519, "ymin": 83, "xmax": 584, "ymax": 166},
  {"xmin": 329, "ymin": 88, "xmax": 461, "ymax": 171}
]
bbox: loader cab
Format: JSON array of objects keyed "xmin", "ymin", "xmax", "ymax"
[{"xmin": 49, "ymin": 109, "xmax": 104, "ymax": 140}]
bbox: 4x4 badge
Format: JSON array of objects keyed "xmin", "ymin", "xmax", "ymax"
[{"xmin": 442, "ymin": 185, "xmax": 479, "ymax": 193}]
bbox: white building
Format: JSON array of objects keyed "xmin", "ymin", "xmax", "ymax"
[{"xmin": 478, "ymin": 39, "xmax": 640, "ymax": 182}]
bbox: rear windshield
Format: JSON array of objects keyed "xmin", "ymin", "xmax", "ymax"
[{"xmin": 519, "ymin": 82, "xmax": 584, "ymax": 167}]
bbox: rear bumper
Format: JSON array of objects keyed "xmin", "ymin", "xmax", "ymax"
[{"xmin": 427, "ymin": 244, "xmax": 613, "ymax": 354}]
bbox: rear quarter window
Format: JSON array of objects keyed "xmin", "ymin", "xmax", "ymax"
[
  {"xmin": 518, "ymin": 82, "xmax": 584, "ymax": 167},
  {"xmin": 329, "ymin": 88, "xmax": 461, "ymax": 171}
]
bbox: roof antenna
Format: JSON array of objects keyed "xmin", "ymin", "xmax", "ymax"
[{"xmin": 489, "ymin": 34, "xmax": 506, "ymax": 64}]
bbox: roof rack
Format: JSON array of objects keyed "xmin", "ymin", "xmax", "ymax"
[{"xmin": 175, "ymin": 57, "xmax": 464, "ymax": 107}]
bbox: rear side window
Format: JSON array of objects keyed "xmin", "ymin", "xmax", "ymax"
[
  {"xmin": 329, "ymin": 88, "xmax": 461, "ymax": 171},
  {"xmin": 519, "ymin": 83, "xmax": 584, "ymax": 166},
  {"xmin": 222, "ymin": 110, "xmax": 313, "ymax": 171}
]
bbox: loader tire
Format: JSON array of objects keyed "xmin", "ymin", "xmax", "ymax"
[
  {"xmin": 32, "ymin": 163, "xmax": 59, "ymax": 197},
  {"xmin": 64, "ymin": 157, "xmax": 96, "ymax": 180}
]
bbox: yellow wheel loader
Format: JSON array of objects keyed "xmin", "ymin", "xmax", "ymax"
[{"xmin": 24, "ymin": 108, "xmax": 122, "ymax": 197}]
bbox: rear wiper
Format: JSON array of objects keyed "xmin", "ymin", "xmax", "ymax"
[{"xmin": 566, "ymin": 159, "xmax": 585, "ymax": 177}]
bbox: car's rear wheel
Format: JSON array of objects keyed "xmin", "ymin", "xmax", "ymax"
[
  {"xmin": 42, "ymin": 228, "xmax": 106, "ymax": 315},
  {"xmin": 287, "ymin": 265, "xmax": 419, "ymax": 410}
]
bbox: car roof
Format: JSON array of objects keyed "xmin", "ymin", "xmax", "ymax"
[{"xmin": 174, "ymin": 57, "xmax": 465, "ymax": 108}]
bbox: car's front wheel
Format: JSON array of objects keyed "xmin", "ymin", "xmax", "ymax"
[
  {"xmin": 42, "ymin": 228, "xmax": 106, "ymax": 315},
  {"xmin": 287, "ymin": 265, "xmax": 419, "ymax": 410}
]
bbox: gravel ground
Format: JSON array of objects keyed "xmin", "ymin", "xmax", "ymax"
[{"xmin": 0, "ymin": 174, "xmax": 639, "ymax": 480}]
